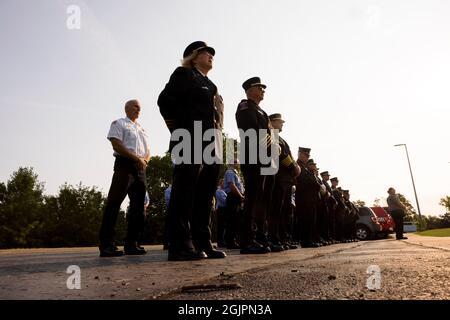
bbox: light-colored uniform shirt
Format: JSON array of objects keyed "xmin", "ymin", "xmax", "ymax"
[
  {"xmin": 224, "ymin": 169, "xmax": 244, "ymax": 194},
  {"xmin": 144, "ymin": 192, "xmax": 150, "ymax": 206},
  {"xmin": 165, "ymin": 185, "xmax": 172, "ymax": 206},
  {"xmin": 107, "ymin": 117, "xmax": 150, "ymax": 158},
  {"xmin": 215, "ymin": 188, "xmax": 227, "ymax": 209},
  {"xmin": 387, "ymin": 194, "xmax": 405, "ymax": 211}
]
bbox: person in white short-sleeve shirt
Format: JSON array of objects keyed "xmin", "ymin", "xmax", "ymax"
[
  {"xmin": 99, "ymin": 99, "xmax": 150, "ymax": 257},
  {"xmin": 107, "ymin": 117, "xmax": 150, "ymax": 160}
]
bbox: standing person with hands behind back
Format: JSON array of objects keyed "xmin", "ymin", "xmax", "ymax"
[
  {"xmin": 99, "ymin": 99, "xmax": 150, "ymax": 257},
  {"xmin": 387, "ymin": 187, "xmax": 408, "ymax": 240}
]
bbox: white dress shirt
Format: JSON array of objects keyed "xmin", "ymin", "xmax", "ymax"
[{"xmin": 107, "ymin": 117, "xmax": 149, "ymax": 158}]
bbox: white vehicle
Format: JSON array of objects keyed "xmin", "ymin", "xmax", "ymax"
[{"xmin": 403, "ymin": 222, "xmax": 417, "ymax": 233}]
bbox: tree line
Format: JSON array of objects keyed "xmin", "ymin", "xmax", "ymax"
[
  {"xmin": 0, "ymin": 153, "xmax": 175, "ymax": 249},
  {"xmin": 1, "ymin": 158, "xmax": 449, "ymax": 249}
]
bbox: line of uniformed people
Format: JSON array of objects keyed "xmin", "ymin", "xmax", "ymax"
[
  {"xmin": 216, "ymin": 114, "xmax": 361, "ymax": 253},
  {"xmin": 294, "ymin": 150, "xmax": 360, "ymax": 248},
  {"xmin": 157, "ymin": 40, "xmax": 360, "ymax": 260}
]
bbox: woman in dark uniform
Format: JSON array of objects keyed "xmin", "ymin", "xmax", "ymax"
[{"xmin": 158, "ymin": 41, "xmax": 226, "ymax": 261}]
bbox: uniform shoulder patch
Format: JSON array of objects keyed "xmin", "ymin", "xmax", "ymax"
[{"xmin": 238, "ymin": 101, "xmax": 249, "ymax": 111}]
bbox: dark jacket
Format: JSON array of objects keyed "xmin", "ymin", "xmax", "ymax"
[
  {"xmin": 235, "ymin": 99, "xmax": 272, "ymax": 167},
  {"xmin": 323, "ymin": 180, "xmax": 338, "ymax": 209},
  {"xmin": 276, "ymin": 136, "xmax": 297, "ymax": 183},
  {"xmin": 295, "ymin": 162, "xmax": 321, "ymax": 206},
  {"xmin": 158, "ymin": 67, "xmax": 222, "ymax": 152},
  {"xmin": 332, "ymin": 187, "xmax": 347, "ymax": 213}
]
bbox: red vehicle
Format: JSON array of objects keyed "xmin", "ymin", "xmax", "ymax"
[{"xmin": 370, "ymin": 207, "xmax": 394, "ymax": 238}]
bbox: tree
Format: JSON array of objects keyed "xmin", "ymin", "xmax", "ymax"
[
  {"xmin": 354, "ymin": 200, "xmax": 366, "ymax": 207},
  {"xmin": 396, "ymin": 193, "xmax": 417, "ymax": 221},
  {"xmin": 142, "ymin": 153, "xmax": 173, "ymax": 244},
  {"xmin": 0, "ymin": 167, "xmax": 45, "ymax": 248},
  {"xmin": 0, "ymin": 182, "xmax": 6, "ymax": 203},
  {"xmin": 439, "ymin": 196, "xmax": 450, "ymax": 213},
  {"xmin": 373, "ymin": 198, "xmax": 382, "ymax": 207},
  {"xmin": 42, "ymin": 183, "xmax": 113, "ymax": 247},
  {"xmin": 441, "ymin": 212, "xmax": 450, "ymax": 228},
  {"xmin": 395, "ymin": 193, "xmax": 430, "ymax": 230}
]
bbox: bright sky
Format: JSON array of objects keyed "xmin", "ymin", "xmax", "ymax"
[{"xmin": 1, "ymin": 0, "xmax": 449, "ymax": 216}]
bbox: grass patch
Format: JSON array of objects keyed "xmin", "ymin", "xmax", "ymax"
[{"xmin": 415, "ymin": 228, "xmax": 450, "ymax": 237}]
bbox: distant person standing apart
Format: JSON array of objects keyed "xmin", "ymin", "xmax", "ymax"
[
  {"xmin": 99, "ymin": 99, "xmax": 150, "ymax": 257},
  {"xmin": 158, "ymin": 41, "xmax": 226, "ymax": 261},
  {"xmin": 387, "ymin": 187, "xmax": 408, "ymax": 240}
]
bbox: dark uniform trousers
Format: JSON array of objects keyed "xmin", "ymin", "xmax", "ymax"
[
  {"xmin": 332, "ymin": 189, "xmax": 346, "ymax": 241},
  {"xmin": 334, "ymin": 206, "xmax": 346, "ymax": 241},
  {"xmin": 326, "ymin": 197, "xmax": 337, "ymax": 241},
  {"xmin": 323, "ymin": 181, "xmax": 337, "ymax": 241},
  {"xmin": 328, "ymin": 205, "xmax": 336, "ymax": 240},
  {"xmin": 297, "ymin": 204, "xmax": 317, "ymax": 245},
  {"xmin": 268, "ymin": 176, "xmax": 291, "ymax": 244},
  {"xmin": 269, "ymin": 136, "xmax": 297, "ymax": 245},
  {"xmin": 99, "ymin": 157, "xmax": 146, "ymax": 248},
  {"xmin": 240, "ymin": 165, "xmax": 274, "ymax": 247},
  {"xmin": 168, "ymin": 163, "xmax": 220, "ymax": 251},
  {"xmin": 317, "ymin": 200, "xmax": 330, "ymax": 241},
  {"xmin": 390, "ymin": 209, "xmax": 405, "ymax": 239},
  {"xmin": 295, "ymin": 164, "xmax": 321, "ymax": 246},
  {"xmin": 224, "ymin": 192, "xmax": 242, "ymax": 245},
  {"xmin": 343, "ymin": 208, "xmax": 352, "ymax": 239},
  {"xmin": 344, "ymin": 201, "xmax": 358, "ymax": 239},
  {"xmin": 280, "ymin": 185, "xmax": 295, "ymax": 242},
  {"xmin": 351, "ymin": 206, "xmax": 359, "ymax": 239},
  {"xmin": 216, "ymin": 205, "xmax": 227, "ymax": 246}
]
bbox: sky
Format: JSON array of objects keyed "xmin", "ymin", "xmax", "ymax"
[{"xmin": 0, "ymin": 0, "xmax": 449, "ymax": 216}]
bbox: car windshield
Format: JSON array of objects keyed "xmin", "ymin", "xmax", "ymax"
[{"xmin": 358, "ymin": 207, "xmax": 374, "ymax": 216}]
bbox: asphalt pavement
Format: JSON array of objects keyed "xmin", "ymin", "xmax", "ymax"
[{"xmin": 0, "ymin": 234, "xmax": 449, "ymax": 300}]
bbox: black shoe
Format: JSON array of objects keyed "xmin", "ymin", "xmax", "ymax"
[
  {"xmin": 203, "ymin": 248, "xmax": 227, "ymax": 259},
  {"xmin": 226, "ymin": 242, "xmax": 240, "ymax": 249},
  {"xmin": 168, "ymin": 249, "xmax": 207, "ymax": 261},
  {"xmin": 124, "ymin": 241, "xmax": 147, "ymax": 255},
  {"xmin": 396, "ymin": 236, "xmax": 408, "ymax": 240},
  {"xmin": 99, "ymin": 245, "xmax": 124, "ymax": 257},
  {"xmin": 240, "ymin": 244, "xmax": 271, "ymax": 254},
  {"xmin": 269, "ymin": 243, "xmax": 285, "ymax": 252},
  {"xmin": 124, "ymin": 246, "xmax": 147, "ymax": 255}
]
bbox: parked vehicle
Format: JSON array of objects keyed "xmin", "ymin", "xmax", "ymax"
[
  {"xmin": 355, "ymin": 206, "xmax": 383, "ymax": 240},
  {"xmin": 370, "ymin": 207, "xmax": 394, "ymax": 238}
]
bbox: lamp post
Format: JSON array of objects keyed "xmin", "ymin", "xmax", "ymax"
[{"xmin": 394, "ymin": 144, "xmax": 422, "ymax": 219}]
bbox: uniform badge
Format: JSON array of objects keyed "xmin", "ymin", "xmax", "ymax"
[{"xmin": 239, "ymin": 103, "xmax": 248, "ymax": 111}]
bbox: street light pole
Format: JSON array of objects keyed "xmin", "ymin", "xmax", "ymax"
[{"xmin": 394, "ymin": 144, "xmax": 422, "ymax": 219}]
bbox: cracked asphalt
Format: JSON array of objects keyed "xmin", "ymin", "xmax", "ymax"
[{"xmin": 0, "ymin": 234, "xmax": 449, "ymax": 300}]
